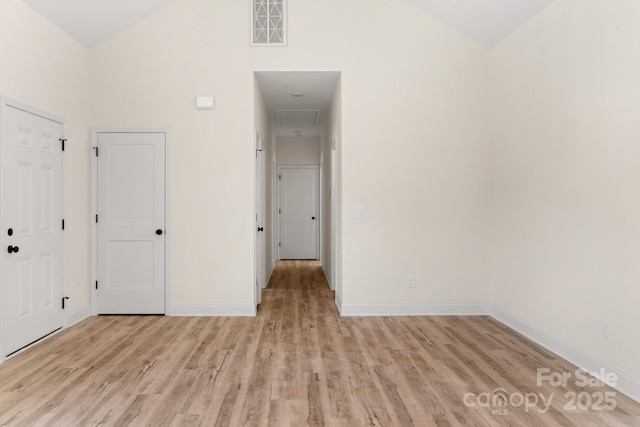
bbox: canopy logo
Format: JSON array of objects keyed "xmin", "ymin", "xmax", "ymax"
[
  {"xmin": 463, "ymin": 388, "xmax": 553, "ymax": 415},
  {"xmin": 463, "ymin": 368, "xmax": 618, "ymax": 417}
]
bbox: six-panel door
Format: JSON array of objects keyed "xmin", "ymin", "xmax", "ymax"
[{"xmin": 1, "ymin": 105, "xmax": 64, "ymax": 357}]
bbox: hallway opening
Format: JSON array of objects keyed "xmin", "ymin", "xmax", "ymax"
[{"xmin": 254, "ymin": 71, "xmax": 342, "ymax": 309}]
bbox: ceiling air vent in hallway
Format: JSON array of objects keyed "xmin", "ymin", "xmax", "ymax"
[
  {"xmin": 252, "ymin": 0, "xmax": 286, "ymax": 46},
  {"xmin": 275, "ymin": 110, "xmax": 321, "ymax": 128}
]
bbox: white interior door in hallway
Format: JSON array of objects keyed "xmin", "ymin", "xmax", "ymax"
[
  {"xmin": 1, "ymin": 99, "xmax": 65, "ymax": 358},
  {"xmin": 278, "ymin": 166, "xmax": 318, "ymax": 260},
  {"xmin": 95, "ymin": 131, "xmax": 166, "ymax": 314}
]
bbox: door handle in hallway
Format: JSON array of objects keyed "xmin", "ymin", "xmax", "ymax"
[
  {"xmin": 257, "ymin": 227, "xmax": 264, "ymax": 232},
  {"xmin": 7, "ymin": 245, "xmax": 19, "ymax": 254}
]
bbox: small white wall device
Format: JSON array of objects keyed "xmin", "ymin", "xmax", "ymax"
[{"xmin": 196, "ymin": 96, "xmax": 215, "ymax": 110}]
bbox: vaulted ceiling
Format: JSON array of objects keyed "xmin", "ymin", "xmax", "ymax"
[
  {"xmin": 23, "ymin": 0, "xmax": 554, "ymax": 49},
  {"xmin": 406, "ymin": 0, "xmax": 553, "ymax": 48},
  {"xmin": 23, "ymin": 0, "xmax": 175, "ymax": 48}
]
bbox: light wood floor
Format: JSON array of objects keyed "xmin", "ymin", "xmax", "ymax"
[{"xmin": 0, "ymin": 261, "xmax": 638, "ymax": 426}]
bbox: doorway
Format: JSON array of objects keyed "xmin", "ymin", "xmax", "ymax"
[
  {"xmin": 92, "ymin": 129, "xmax": 167, "ymax": 315},
  {"xmin": 0, "ymin": 98, "xmax": 65, "ymax": 358},
  {"xmin": 253, "ymin": 71, "xmax": 341, "ymax": 302}
]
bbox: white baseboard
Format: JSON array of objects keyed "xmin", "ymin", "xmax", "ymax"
[
  {"xmin": 169, "ymin": 304, "xmax": 256, "ymax": 317},
  {"xmin": 492, "ymin": 306, "xmax": 640, "ymax": 404},
  {"xmin": 339, "ymin": 303, "xmax": 491, "ymax": 316},
  {"xmin": 66, "ymin": 304, "xmax": 91, "ymax": 327}
]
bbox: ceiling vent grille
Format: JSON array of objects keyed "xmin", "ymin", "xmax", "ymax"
[
  {"xmin": 252, "ymin": 0, "xmax": 286, "ymax": 46},
  {"xmin": 275, "ymin": 110, "xmax": 321, "ymax": 127}
]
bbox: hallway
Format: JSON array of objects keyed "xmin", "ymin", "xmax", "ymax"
[{"xmin": 0, "ymin": 261, "xmax": 638, "ymax": 426}]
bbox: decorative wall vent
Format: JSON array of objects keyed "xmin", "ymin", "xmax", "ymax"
[{"xmin": 252, "ymin": 0, "xmax": 286, "ymax": 46}]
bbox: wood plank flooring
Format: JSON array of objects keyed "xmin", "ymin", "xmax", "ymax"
[{"xmin": 0, "ymin": 260, "xmax": 638, "ymax": 426}]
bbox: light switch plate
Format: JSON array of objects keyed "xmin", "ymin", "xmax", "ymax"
[{"xmin": 354, "ymin": 207, "xmax": 366, "ymax": 219}]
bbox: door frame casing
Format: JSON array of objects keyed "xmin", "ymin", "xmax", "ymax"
[
  {"xmin": 90, "ymin": 128, "xmax": 170, "ymax": 316},
  {"xmin": 276, "ymin": 164, "xmax": 320, "ymax": 261},
  {"xmin": 0, "ymin": 96, "xmax": 68, "ymax": 363},
  {"xmin": 254, "ymin": 130, "xmax": 265, "ymax": 305}
]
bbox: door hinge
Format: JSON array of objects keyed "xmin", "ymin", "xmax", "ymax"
[
  {"xmin": 62, "ymin": 219, "xmax": 65, "ymax": 230},
  {"xmin": 95, "ymin": 281, "xmax": 98, "ymax": 290},
  {"xmin": 279, "ymin": 242, "xmax": 281, "ymax": 247},
  {"xmin": 278, "ymin": 208, "xmax": 281, "ymax": 214},
  {"xmin": 95, "ymin": 214, "xmax": 98, "ymax": 223},
  {"xmin": 278, "ymin": 175, "xmax": 282, "ymax": 181},
  {"xmin": 94, "ymin": 146, "xmax": 99, "ymax": 157},
  {"xmin": 59, "ymin": 138, "xmax": 67, "ymax": 151},
  {"xmin": 62, "ymin": 297, "xmax": 69, "ymax": 309}
]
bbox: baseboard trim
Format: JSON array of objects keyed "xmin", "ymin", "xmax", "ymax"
[
  {"xmin": 339, "ymin": 303, "xmax": 491, "ymax": 316},
  {"xmin": 66, "ymin": 304, "xmax": 91, "ymax": 327},
  {"xmin": 492, "ymin": 306, "xmax": 640, "ymax": 404},
  {"xmin": 169, "ymin": 304, "xmax": 256, "ymax": 317}
]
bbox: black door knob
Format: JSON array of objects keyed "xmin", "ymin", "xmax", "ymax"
[
  {"xmin": 257, "ymin": 227, "xmax": 264, "ymax": 232},
  {"xmin": 156, "ymin": 229, "xmax": 163, "ymax": 235},
  {"xmin": 7, "ymin": 228, "xmax": 13, "ymax": 236},
  {"xmin": 312, "ymin": 216, "xmax": 316, "ymax": 220},
  {"xmin": 7, "ymin": 245, "xmax": 19, "ymax": 254}
]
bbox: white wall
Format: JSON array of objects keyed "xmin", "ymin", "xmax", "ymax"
[
  {"xmin": 489, "ymin": 0, "xmax": 640, "ymax": 382},
  {"xmin": 322, "ymin": 80, "xmax": 342, "ymax": 294},
  {"xmin": 89, "ymin": 0, "xmax": 490, "ymax": 311},
  {"xmin": 331, "ymin": 81, "xmax": 343, "ymax": 304},
  {"xmin": 0, "ymin": 0, "xmax": 91, "ymax": 315},
  {"xmin": 276, "ymin": 137, "xmax": 320, "ymax": 165}
]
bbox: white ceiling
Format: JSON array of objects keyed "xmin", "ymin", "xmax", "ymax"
[
  {"xmin": 23, "ymin": 0, "xmax": 175, "ymax": 48},
  {"xmin": 22, "ymin": 0, "xmax": 554, "ymax": 49},
  {"xmin": 405, "ymin": 0, "xmax": 553, "ymax": 48},
  {"xmin": 255, "ymin": 72, "xmax": 340, "ymax": 138}
]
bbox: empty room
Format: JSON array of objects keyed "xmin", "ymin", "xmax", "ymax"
[{"xmin": 0, "ymin": 0, "xmax": 639, "ymax": 425}]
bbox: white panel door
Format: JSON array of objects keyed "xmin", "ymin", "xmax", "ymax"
[
  {"xmin": 1, "ymin": 103, "xmax": 64, "ymax": 357},
  {"xmin": 97, "ymin": 132, "xmax": 165, "ymax": 314},
  {"xmin": 278, "ymin": 166, "xmax": 318, "ymax": 260}
]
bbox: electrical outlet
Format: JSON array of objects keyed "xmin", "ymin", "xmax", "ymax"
[
  {"xmin": 602, "ymin": 319, "xmax": 610, "ymax": 340},
  {"xmin": 210, "ymin": 276, "xmax": 218, "ymax": 289},
  {"xmin": 408, "ymin": 276, "xmax": 416, "ymax": 288}
]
